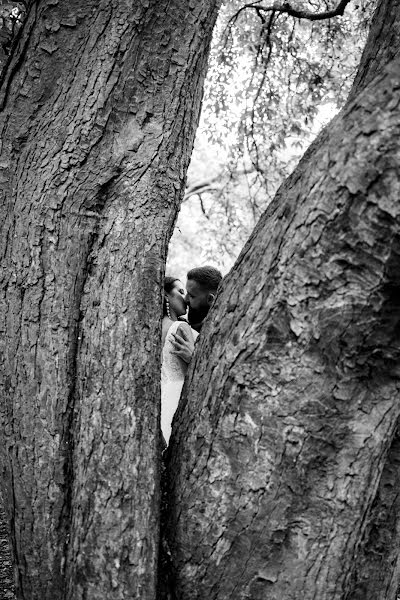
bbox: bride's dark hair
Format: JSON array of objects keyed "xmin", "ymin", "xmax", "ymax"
[{"xmin": 163, "ymin": 276, "xmax": 180, "ymax": 317}]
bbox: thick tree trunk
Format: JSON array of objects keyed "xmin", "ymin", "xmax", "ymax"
[
  {"xmin": 0, "ymin": 1, "xmax": 220, "ymax": 598},
  {"xmin": 347, "ymin": 421, "xmax": 400, "ymax": 599},
  {"xmin": 344, "ymin": 2, "xmax": 400, "ymax": 598},
  {"xmin": 166, "ymin": 0, "xmax": 400, "ymax": 598},
  {"xmin": 0, "ymin": 490, "xmax": 14, "ymax": 600},
  {"xmin": 349, "ymin": 0, "xmax": 400, "ymax": 101}
]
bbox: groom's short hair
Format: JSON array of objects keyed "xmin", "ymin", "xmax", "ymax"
[{"xmin": 187, "ymin": 266, "xmax": 222, "ymax": 292}]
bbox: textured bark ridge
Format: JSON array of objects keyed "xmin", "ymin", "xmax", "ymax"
[
  {"xmin": 0, "ymin": 491, "xmax": 14, "ymax": 600},
  {"xmin": 349, "ymin": 0, "xmax": 400, "ymax": 101},
  {"xmin": 347, "ymin": 422, "xmax": 400, "ymax": 600},
  {"xmin": 166, "ymin": 1, "xmax": 400, "ymax": 598},
  {"xmin": 0, "ymin": 1, "xmax": 220, "ymax": 598}
]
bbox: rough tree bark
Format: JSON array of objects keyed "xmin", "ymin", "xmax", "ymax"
[
  {"xmin": 0, "ymin": 490, "xmax": 14, "ymax": 599},
  {"xmin": 343, "ymin": 4, "xmax": 400, "ymax": 597},
  {"xmin": 0, "ymin": 1, "xmax": 220, "ymax": 599},
  {"xmin": 166, "ymin": 0, "xmax": 400, "ymax": 598},
  {"xmin": 348, "ymin": 421, "xmax": 400, "ymax": 599}
]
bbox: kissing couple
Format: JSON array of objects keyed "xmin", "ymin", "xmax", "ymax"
[{"xmin": 161, "ymin": 265, "xmax": 222, "ymax": 443}]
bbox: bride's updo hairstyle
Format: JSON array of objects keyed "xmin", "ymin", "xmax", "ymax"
[{"xmin": 163, "ymin": 276, "xmax": 180, "ymax": 317}]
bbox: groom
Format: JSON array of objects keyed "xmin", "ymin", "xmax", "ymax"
[{"xmin": 171, "ymin": 265, "xmax": 222, "ymax": 363}]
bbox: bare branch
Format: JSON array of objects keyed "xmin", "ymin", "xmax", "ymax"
[
  {"xmin": 198, "ymin": 195, "xmax": 211, "ymax": 220},
  {"xmin": 183, "ymin": 175, "xmax": 222, "ymax": 202},
  {"xmin": 227, "ymin": 0, "xmax": 352, "ymax": 27},
  {"xmin": 183, "ymin": 185, "xmax": 221, "ymax": 202}
]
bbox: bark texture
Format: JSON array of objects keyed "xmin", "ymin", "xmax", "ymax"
[
  {"xmin": 0, "ymin": 491, "xmax": 14, "ymax": 600},
  {"xmin": 337, "ymin": 1, "xmax": 400, "ymax": 597},
  {"xmin": 0, "ymin": 1, "xmax": 220, "ymax": 598},
  {"xmin": 166, "ymin": 1, "xmax": 400, "ymax": 597},
  {"xmin": 349, "ymin": 0, "xmax": 400, "ymax": 101},
  {"xmin": 347, "ymin": 422, "xmax": 400, "ymax": 599}
]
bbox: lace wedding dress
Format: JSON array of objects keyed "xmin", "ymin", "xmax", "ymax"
[{"xmin": 161, "ymin": 321, "xmax": 198, "ymax": 443}]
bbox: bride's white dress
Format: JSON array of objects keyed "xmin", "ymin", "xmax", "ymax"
[{"xmin": 161, "ymin": 321, "xmax": 198, "ymax": 443}]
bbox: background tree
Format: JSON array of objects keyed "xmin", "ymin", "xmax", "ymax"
[
  {"xmin": 167, "ymin": 0, "xmax": 376, "ymax": 275},
  {"xmin": 0, "ymin": 0, "xmax": 220, "ymax": 598},
  {"xmin": 166, "ymin": 0, "xmax": 400, "ymax": 598}
]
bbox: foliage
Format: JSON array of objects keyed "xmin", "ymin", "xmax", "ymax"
[
  {"xmin": 0, "ymin": 1, "xmax": 25, "ymax": 67},
  {"xmin": 167, "ymin": 0, "xmax": 377, "ymax": 279}
]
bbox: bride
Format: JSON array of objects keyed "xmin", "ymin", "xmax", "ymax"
[{"xmin": 161, "ymin": 276, "xmax": 198, "ymax": 443}]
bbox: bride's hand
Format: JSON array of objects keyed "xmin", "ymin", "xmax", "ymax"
[{"xmin": 171, "ymin": 326, "xmax": 194, "ymax": 364}]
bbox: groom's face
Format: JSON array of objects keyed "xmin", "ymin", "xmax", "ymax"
[{"xmin": 185, "ymin": 279, "xmax": 213, "ymax": 325}]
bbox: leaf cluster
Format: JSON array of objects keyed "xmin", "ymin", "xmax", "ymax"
[{"xmin": 168, "ymin": 0, "xmax": 377, "ymax": 275}]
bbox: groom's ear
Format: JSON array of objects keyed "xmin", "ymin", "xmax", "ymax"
[{"xmin": 207, "ymin": 293, "xmax": 215, "ymax": 306}]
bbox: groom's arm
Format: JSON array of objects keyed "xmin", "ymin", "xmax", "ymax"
[{"xmin": 170, "ymin": 325, "xmax": 195, "ymax": 364}]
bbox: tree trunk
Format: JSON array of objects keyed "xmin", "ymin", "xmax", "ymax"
[
  {"xmin": 0, "ymin": 490, "xmax": 14, "ymax": 600},
  {"xmin": 342, "ymin": 2, "xmax": 400, "ymax": 598},
  {"xmin": 348, "ymin": 0, "xmax": 400, "ymax": 102},
  {"xmin": 0, "ymin": 1, "xmax": 220, "ymax": 598},
  {"xmin": 347, "ymin": 421, "xmax": 400, "ymax": 599},
  {"xmin": 166, "ymin": 0, "xmax": 400, "ymax": 598}
]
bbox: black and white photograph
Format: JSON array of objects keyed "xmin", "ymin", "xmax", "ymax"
[{"xmin": 0, "ymin": 0, "xmax": 399, "ymax": 598}]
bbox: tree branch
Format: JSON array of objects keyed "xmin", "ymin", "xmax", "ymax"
[
  {"xmin": 183, "ymin": 175, "xmax": 222, "ymax": 202},
  {"xmin": 198, "ymin": 194, "xmax": 211, "ymax": 219},
  {"xmin": 183, "ymin": 185, "xmax": 221, "ymax": 202},
  {"xmin": 246, "ymin": 8, "xmax": 275, "ymax": 177},
  {"xmin": 228, "ymin": 0, "xmax": 352, "ymax": 27}
]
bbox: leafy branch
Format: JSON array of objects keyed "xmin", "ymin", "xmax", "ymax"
[{"xmin": 246, "ymin": 8, "xmax": 276, "ymax": 177}]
